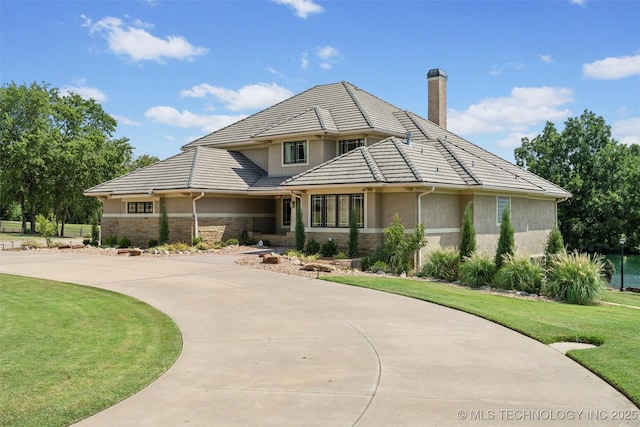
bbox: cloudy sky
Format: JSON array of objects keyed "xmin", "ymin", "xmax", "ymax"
[{"xmin": 1, "ymin": 0, "xmax": 638, "ymax": 162}]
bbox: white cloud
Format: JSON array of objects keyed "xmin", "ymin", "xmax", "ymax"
[
  {"xmin": 61, "ymin": 84, "xmax": 107, "ymax": 102},
  {"xmin": 145, "ymin": 106, "xmax": 246, "ymax": 133},
  {"xmin": 85, "ymin": 15, "xmax": 208, "ymax": 62},
  {"xmin": 612, "ymin": 117, "xmax": 640, "ymax": 145},
  {"xmin": 273, "ymin": 0, "xmax": 323, "ymax": 18},
  {"xmin": 111, "ymin": 114, "xmax": 142, "ymax": 126},
  {"xmin": 316, "ymin": 45, "xmax": 340, "ymax": 69},
  {"xmin": 301, "ymin": 52, "xmax": 309, "ymax": 70},
  {"xmin": 448, "ymin": 86, "xmax": 574, "ymax": 135},
  {"xmin": 570, "ymin": 0, "xmax": 585, "ymax": 6},
  {"xmin": 538, "ymin": 54, "xmax": 554, "ymax": 63},
  {"xmin": 583, "ymin": 54, "xmax": 640, "ymax": 79},
  {"xmin": 179, "ymin": 83, "xmax": 293, "ymax": 111}
]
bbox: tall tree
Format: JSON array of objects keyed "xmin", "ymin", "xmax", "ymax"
[{"xmin": 515, "ymin": 110, "xmax": 639, "ymax": 251}]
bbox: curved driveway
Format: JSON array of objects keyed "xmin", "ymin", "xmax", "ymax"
[{"xmin": 1, "ymin": 250, "xmax": 637, "ymax": 426}]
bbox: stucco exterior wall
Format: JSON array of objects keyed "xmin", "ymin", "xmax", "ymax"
[
  {"xmin": 238, "ymin": 147, "xmax": 269, "ymax": 171},
  {"xmin": 379, "ymin": 192, "xmax": 416, "ymax": 229},
  {"xmin": 420, "ymin": 192, "xmax": 461, "ymax": 253}
]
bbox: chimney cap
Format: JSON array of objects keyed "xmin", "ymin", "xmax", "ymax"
[{"xmin": 427, "ymin": 68, "xmax": 448, "ymax": 79}]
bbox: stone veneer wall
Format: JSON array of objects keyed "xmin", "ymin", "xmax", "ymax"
[
  {"xmin": 100, "ymin": 216, "xmax": 159, "ymax": 248},
  {"xmin": 304, "ymin": 231, "xmax": 382, "ymax": 256},
  {"xmin": 197, "ymin": 217, "xmax": 253, "ymax": 244}
]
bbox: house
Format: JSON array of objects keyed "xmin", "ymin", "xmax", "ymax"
[{"xmin": 85, "ymin": 69, "xmax": 570, "ymax": 262}]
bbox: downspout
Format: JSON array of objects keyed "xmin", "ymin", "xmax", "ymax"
[
  {"xmin": 192, "ymin": 192, "xmax": 205, "ymax": 239},
  {"xmin": 416, "ymin": 187, "xmax": 436, "ymax": 268}
]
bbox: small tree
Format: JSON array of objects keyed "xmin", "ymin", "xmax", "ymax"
[
  {"xmin": 459, "ymin": 202, "xmax": 476, "ymax": 261},
  {"xmin": 35, "ymin": 213, "xmax": 58, "ymax": 247},
  {"xmin": 494, "ymin": 206, "xmax": 515, "ymax": 269},
  {"xmin": 90, "ymin": 213, "xmax": 100, "ymax": 246},
  {"xmin": 544, "ymin": 223, "xmax": 564, "ymax": 268},
  {"xmin": 159, "ymin": 204, "xmax": 169, "ymax": 245},
  {"xmin": 383, "ymin": 214, "xmax": 427, "ymax": 274},
  {"xmin": 295, "ymin": 201, "xmax": 305, "ymax": 251},
  {"xmin": 348, "ymin": 207, "xmax": 359, "ymax": 258}
]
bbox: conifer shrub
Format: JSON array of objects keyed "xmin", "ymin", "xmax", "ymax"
[
  {"xmin": 117, "ymin": 236, "xmax": 132, "ymax": 248},
  {"xmin": 320, "ymin": 238, "xmax": 338, "ymax": 257},
  {"xmin": 459, "ymin": 253, "xmax": 496, "ymax": 288},
  {"xmin": 304, "ymin": 238, "xmax": 320, "ymax": 255},
  {"xmin": 459, "ymin": 202, "xmax": 476, "ymax": 262},
  {"xmin": 159, "ymin": 205, "xmax": 169, "ymax": 245},
  {"xmin": 494, "ymin": 254, "xmax": 543, "ymax": 294},
  {"xmin": 494, "ymin": 206, "xmax": 515, "ymax": 269},
  {"xmin": 295, "ymin": 202, "xmax": 305, "ymax": 251},
  {"xmin": 544, "ymin": 224, "xmax": 564, "ymax": 268},
  {"xmin": 545, "ymin": 251, "xmax": 606, "ymax": 305}
]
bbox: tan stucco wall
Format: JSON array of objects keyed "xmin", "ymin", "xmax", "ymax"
[
  {"xmin": 238, "ymin": 147, "xmax": 269, "ymax": 171},
  {"xmin": 379, "ymin": 192, "xmax": 416, "ymax": 229},
  {"xmin": 420, "ymin": 192, "xmax": 461, "ymax": 253}
]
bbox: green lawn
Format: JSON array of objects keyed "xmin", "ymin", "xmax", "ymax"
[
  {"xmin": 0, "ymin": 220, "xmax": 93, "ymax": 240},
  {"xmin": 322, "ymin": 275, "xmax": 640, "ymax": 408},
  {"xmin": 0, "ymin": 274, "xmax": 182, "ymax": 427}
]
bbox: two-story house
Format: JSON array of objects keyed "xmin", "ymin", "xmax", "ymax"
[{"xmin": 85, "ymin": 69, "xmax": 570, "ymax": 262}]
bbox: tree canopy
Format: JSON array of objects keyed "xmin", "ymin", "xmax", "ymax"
[
  {"xmin": 515, "ymin": 110, "xmax": 640, "ymax": 252},
  {"xmin": 0, "ymin": 82, "xmax": 134, "ymax": 233}
]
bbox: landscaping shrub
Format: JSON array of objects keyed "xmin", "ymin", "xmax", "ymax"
[
  {"xmin": 35, "ymin": 213, "xmax": 58, "ymax": 247},
  {"xmin": 148, "ymin": 238, "xmax": 158, "ymax": 248},
  {"xmin": 334, "ymin": 251, "xmax": 348, "ymax": 259},
  {"xmin": 320, "ymin": 238, "xmax": 338, "ymax": 257},
  {"xmin": 421, "ymin": 247, "xmax": 459, "ymax": 281},
  {"xmin": 601, "ymin": 258, "xmax": 615, "ymax": 284},
  {"xmin": 370, "ymin": 260, "xmax": 388, "ymax": 273},
  {"xmin": 348, "ymin": 207, "xmax": 359, "ymax": 258},
  {"xmin": 105, "ymin": 235, "xmax": 118, "ymax": 247},
  {"xmin": 195, "ymin": 241, "xmax": 209, "ymax": 250},
  {"xmin": 459, "ymin": 202, "xmax": 476, "ymax": 261},
  {"xmin": 544, "ymin": 224, "xmax": 564, "ymax": 268},
  {"xmin": 82, "ymin": 239, "xmax": 91, "ymax": 246},
  {"xmin": 494, "ymin": 254, "xmax": 543, "ymax": 294},
  {"xmin": 159, "ymin": 205, "xmax": 169, "ymax": 245},
  {"xmin": 117, "ymin": 236, "xmax": 132, "ymax": 248},
  {"xmin": 459, "ymin": 253, "xmax": 495, "ymax": 288},
  {"xmin": 91, "ymin": 213, "xmax": 100, "ymax": 246},
  {"xmin": 360, "ymin": 256, "xmax": 373, "ymax": 272},
  {"xmin": 545, "ymin": 251, "xmax": 606, "ymax": 305},
  {"xmin": 494, "ymin": 206, "xmax": 515, "ymax": 269},
  {"xmin": 225, "ymin": 238, "xmax": 239, "ymax": 246},
  {"xmin": 21, "ymin": 239, "xmax": 42, "ymax": 249},
  {"xmin": 383, "ymin": 214, "xmax": 427, "ymax": 274},
  {"xmin": 304, "ymin": 238, "xmax": 320, "ymax": 255},
  {"xmin": 192, "ymin": 236, "xmax": 203, "ymax": 246}
]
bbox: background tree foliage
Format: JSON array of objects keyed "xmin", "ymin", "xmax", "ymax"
[
  {"xmin": 515, "ymin": 110, "xmax": 640, "ymax": 252},
  {"xmin": 0, "ymin": 82, "xmax": 137, "ymax": 233}
]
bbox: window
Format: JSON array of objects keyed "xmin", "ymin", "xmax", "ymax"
[
  {"xmin": 497, "ymin": 196, "xmax": 511, "ymax": 224},
  {"xmin": 282, "ymin": 199, "xmax": 291, "ymax": 226},
  {"xmin": 283, "ymin": 140, "xmax": 307, "ymax": 164},
  {"xmin": 127, "ymin": 201, "xmax": 154, "ymax": 214},
  {"xmin": 311, "ymin": 194, "xmax": 364, "ymax": 228},
  {"xmin": 338, "ymin": 138, "xmax": 365, "ymax": 155}
]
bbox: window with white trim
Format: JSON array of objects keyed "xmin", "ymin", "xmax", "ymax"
[
  {"xmin": 311, "ymin": 194, "xmax": 364, "ymax": 228},
  {"xmin": 338, "ymin": 138, "xmax": 365, "ymax": 155},
  {"xmin": 497, "ymin": 196, "xmax": 511, "ymax": 225},
  {"xmin": 127, "ymin": 202, "xmax": 154, "ymax": 214},
  {"xmin": 283, "ymin": 140, "xmax": 307, "ymax": 164}
]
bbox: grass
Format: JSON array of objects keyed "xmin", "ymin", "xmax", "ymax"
[
  {"xmin": 0, "ymin": 274, "xmax": 182, "ymax": 427},
  {"xmin": 322, "ymin": 275, "xmax": 640, "ymax": 408}
]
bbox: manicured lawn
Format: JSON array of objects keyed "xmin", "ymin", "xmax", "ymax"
[
  {"xmin": 322, "ymin": 275, "xmax": 640, "ymax": 407},
  {"xmin": 0, "ymin": 220, "xmax": 93, "ymax": 240},
  {"xmin": 0, "ymin": 274, "xmax": 182, "ymax": 427}
]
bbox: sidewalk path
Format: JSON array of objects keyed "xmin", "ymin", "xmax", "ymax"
[{"xmin": 1, "ymin": 250, "xmax": 637, "ymax": 426}]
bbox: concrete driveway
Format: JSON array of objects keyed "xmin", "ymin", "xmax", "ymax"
[{"xmin": 0, "ymin": 250, "xmax": 637, "ymax": 426}]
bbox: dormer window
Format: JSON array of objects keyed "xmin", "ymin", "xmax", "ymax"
[
  {"xmin": 338, "ymin": 138, "xmax": 365, "ymax": 155},
  {"xmin": 283, "ymin": 140, "xmax": 307, "ymax": 165}
]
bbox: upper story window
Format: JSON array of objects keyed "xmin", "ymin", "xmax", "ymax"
[
  {"xmin": 283, "ymin": 140, "xmax": 307, "ymax": 165},
  {"xmin": 497, "ymin": 196, "xmax": 511, "ymax": 225},
  {"xmin": 338, "ymin": 138, "xmax": 365, "ymax": 155},
  {"xmin": 128, "ymin": 201, "xmax": 154, "ymax": 214}
]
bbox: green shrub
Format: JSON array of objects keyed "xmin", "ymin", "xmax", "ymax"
[
  {"xmin": 21, "ymin": 239, "xmax": 42, "ymax": 249},
  {"xmin": 35, "ymin": 213, "xmax": 58, "ymax": 247},
  {"xmin": 320, "ymin": 238, "xmax": 337, "ymax": 257},
  {"xmin": 383, "ymin": 214, "xmax": 427, "ymax": 274},
  {"xmin": 148, "ymin": 238, "xmax": 158, "ymax": 248},
  {"xmin": 82, "ymin": 239, "xmax": 91, "ymax": 246},
  {"xmin": 91, "ymin": 213, "xmax": 100, "ymax": 246},
  {"xmin": 421, "ymin": 247, "xmax": 459, "ymax": 281},
  {"xmin": 105, "ymin": 235, "xmax": 118, "ymax": 247},
  {"xmin": 370, "ymin": 260, "xmax": 388, "ymax": 273},
  {"xmin": 167, "ymin": 241, "xmax": 190, "ymax": 252},
  {"xmin": 196, "ymin": 241, "xmax": 209, "ymax": 250},
  {"xmin": 494, "ymin": 206, "xmax": 515, "ymax": 269},
  {"xmin": 494, "ymin": 254, "xmax": 543, "ymax": 294},
  {"xmin": 459, "ymin": 253, "xmax": 495, "ymax": 288},
  {"xmin": 545, "ymin": 251, "xmax": 606, "ymax": 305},
  {"xmin": 601, "ymin": 258, "xmax": 615, "ymax": 284},
  {"xmin": 192, "ymin": 236, "xmax": 203, "ymax": 246},
  {"xmin": 295, "ymin": 202, "xmax": 305, "ymax": 251},
  {"xmin": 117, "ymin": 236, "xmax": 131, "ymax": 248},
  {"xmin": 159, "ymin": 205, "xmax": 169, "ymax": 245},
  {"xmin": 334, "ymin": 251, "xmax": 348, "ymax": 259},
  {"xmin": 304, "ymin": 238, "xmax": 320, "ymax": 255},
  {"xmin": 348, "ymin": 207, "xmax": 359, "ymax": 258},
  {"xmin": 459, "ymin": 202, "xmax": 476, "ymax": 261},
  {"xmin": 544, "ymin": 224, "xmax": 564, "ymax": 268},
  {"xmin": 360, "ymin": 256, "xmax": 373, "ymax": 272},
  {"xmin": 225, "ymin": 238, "xmax": 239, "ymax": 246}
]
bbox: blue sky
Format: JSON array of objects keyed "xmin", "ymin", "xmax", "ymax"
[{"xmin": 2, "ymin": 0, "xmax": 639, "ymax": 162}]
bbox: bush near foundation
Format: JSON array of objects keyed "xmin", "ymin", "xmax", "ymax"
[
  {"xmin": 421, "ymin": 247, "xmax": 459, "ymax": 281},
  {"xmin": 494, "ymin": 254, "xmax": 543, "ymax": 294},
  {"xmin": 545, "ymin": 251, "xmax": 606, "ymax": 305},
  {"xmin": 459, "ymin": 253, "xmax": 496, "ymax": 288}
]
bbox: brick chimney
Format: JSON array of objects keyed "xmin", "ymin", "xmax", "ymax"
[{"xmin": 427, "ymin": 68, "xmax": 447, "ymax": 128}]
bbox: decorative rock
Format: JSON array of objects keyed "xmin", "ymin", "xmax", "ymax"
[
  {"xmin": 301, "ymin": 263, "xmax": 335, "ymax": 272},
  {"xmin": 263, "ymin": 254, "xmax": 281, "ymax": 264}
]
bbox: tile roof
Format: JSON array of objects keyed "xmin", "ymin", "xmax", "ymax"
[
  {"xmin": 182, "ymin": 81, "xmax": 405, "ymax": 149},
  {"xmin": 84, "ymin": 146, "xmax": 267, "ymax": 195}
]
